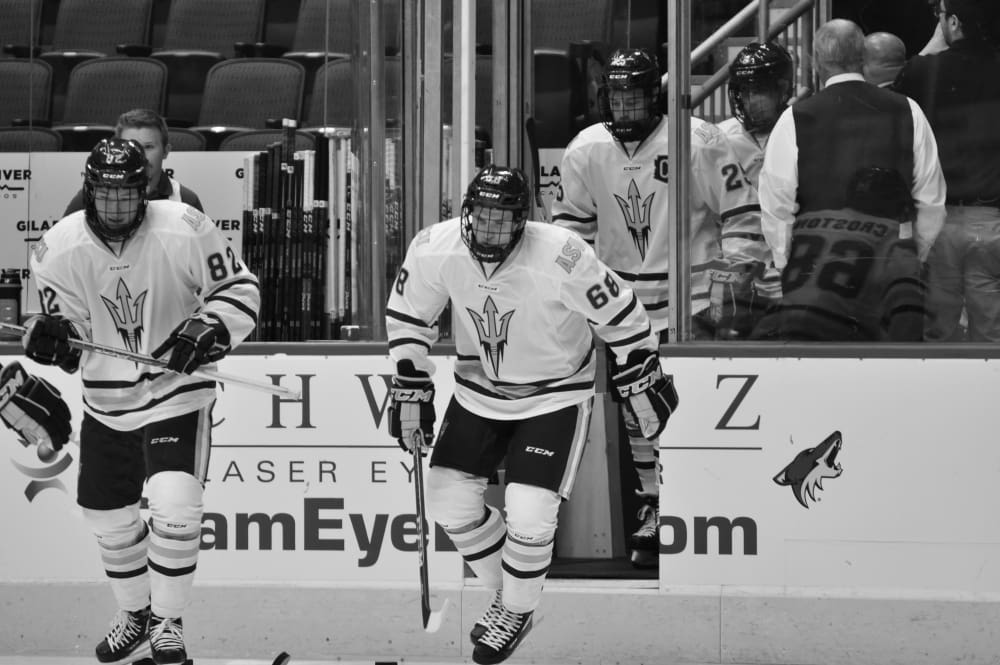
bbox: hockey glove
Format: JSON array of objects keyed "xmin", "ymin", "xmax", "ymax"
[
  {"xmin": 22, "ymin": 314, "xmax": 83, "ymax": 373},
  {"xmin": 0, "ymin": 361, "xmax": 72, "ymax": 462},
  {"xmin": 387, "ymin": 359, "xmax": 436, "ymax": 455},
  {"xmin": 708, "ymin": 263, "xmax": 760, "ymax": 340},
  {"xmin": 151, "ymin": 313, "xmax": 232, "ymax": 374},
  {"xmin": 612, "ymin": 350, "xmax": 678, "ymax": 440}
]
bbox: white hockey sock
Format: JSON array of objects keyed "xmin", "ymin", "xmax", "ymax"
[
  {"xmin": 148, "ymin": 528, "xmax": 199, "ymax": 618},
  {"xmin": 444, "ymin": 504, "xmax": 506, "ymax": 589},
  {"xmin": 98, "ymin": 524, "xmax": 150, "ymax": 612},
  {"xmin": 501, "ymin": 530, "xmax": 553, "ymax": 613},
  {"xmin": 628, "ymin": 434, "xmax": 661, "ymax": 496}
]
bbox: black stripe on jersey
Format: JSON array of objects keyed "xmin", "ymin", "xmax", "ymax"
[
  {"xmin": 83, "ymin": 371, "xmax": 167, "ymax": 388},
  {"xmin": 605, "ymin": 325, "xmax": 652, "ymax": 349},
  {"xmin": 502, "ymin": 560, "xmax": 549, "ymax": 579},
  {"xmin": 148, "ymin": 560, "xmax": 197, "ymax": 577},
  {"xmin": 645, "ymin": 298, "xmax": 670, "ymax": 311},
  {"xmin": 721, "ymin": 230, "xmax": 766, "ymax": 242},
  {"xmin": 106, "ymin": 565, "xmax": 148, "ymax": 579},
  {"xmin": 465, "ymin": 534, "xmax": 506, "ymax": 561},
  {"xmin": 552, "ymin": 212, "xmax": 596, "ymax": 224},
  {"xmin": 615, "ymin": 269, "xmax": 670, "ymax": 281},
  {"xmin": 488, "ymin": 344, "xmax": 595, "ymax": 388},
  {"xmin": 605, "ymin": 294, "xmax": 639, "ymax": 326},
  {"xmin": 386, "ymin": 307, "xmax": 433, "ymax": 328},
  {"xmin": 454, "ymin": 375, "xmax": 594, "ymax": 400},
  {"xmin": 719, "ymin": 203, "xmax": 761, "ymax": 221},
  {"xmin": 207, "ymin": 294, "xmax": 259, "ymax": 324},
  {"xmin": 456, "ymin": 353, "xmax": 479, "ymax": 361},
  {"xmin": 205, "ymin": 277, "xmax": 259, "ymax": 300},
  {"xmin": 85, "ymin": 381, "xmax": 216, "ymax": 417},
  {"xmin": 388, "ymin": 337, "xmax": 431, "ymax": 350}
]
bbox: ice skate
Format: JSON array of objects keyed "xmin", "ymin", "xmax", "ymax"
[
  {"xmin": 472, "ymin": 605, "xmax": 534, "ymax": 664},
  {"xmin": 148, "ymin": 613, "xmax": 186, "ymax": 665},
  {"xmin": 95, "ymin": 606, "xmax": 151, "ymax": 665},
  {"xmin": 630, "ymin": 496, "xmax": 659, "ymax": 568},
  {"xmin": 470, "ymin": 588, "xmax": 504, "ymax": 644}
]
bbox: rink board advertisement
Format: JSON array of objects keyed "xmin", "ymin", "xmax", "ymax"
[
  {"xmin": 4, "ymin": 353, "xmax": 1000, "ymax": 594},
  {"xmin": 0, "ymin": 152, "xmax": 248, "ymax": 313},
  {"xmin": 658, "ymin": 356, "xmax": 1000, "ymax": 594},
  {"xmin": 0, "ymin": 353, "xmax": 464, "ymax": 585}
]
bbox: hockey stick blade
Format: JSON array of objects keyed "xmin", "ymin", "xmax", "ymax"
[
  {"xmin": 271, "ymin": 651, "xmax": 292, "ymax": 665},
  {"xmin": 0, "ymin": 321, "xmax": 300, "ymax": 399},
  {"xmin": 412, "ymin": 430, "xmax": 450, "ymax": 632}
]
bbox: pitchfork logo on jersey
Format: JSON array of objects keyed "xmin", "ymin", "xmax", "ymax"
[
  {"xmin": 100, "ymin": 277, "xmax": 148, "ymax": 354},
  {"xmin": 614, "ymin": 178, "xmax": 655, "ymax": 260},
  {"xmin": 466, "ymin": 295, "xmax": 514, "ymax": 376}
]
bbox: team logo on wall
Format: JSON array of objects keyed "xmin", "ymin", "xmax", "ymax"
[
  {"xmin": 9, "ymin": 446, "xmax": 74, "ymax": 501},
  {"xmin": 614, "ymin": 178, "xmax": 655, "ymax": 260},
  {"xmin": 466, "ymin": 295, "xmax": 514, "ymax": 376},
  {"xmin": 100, "ymin": 277, "xmax": 148, "ymax": 354},
  {"xmin": 773, "ymin": 431, "xmax": 843, "ymax": 508}
]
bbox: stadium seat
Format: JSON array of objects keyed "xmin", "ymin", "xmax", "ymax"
[
  {"xmin": 190, "ymin": 58, "xmax": 305, "ymax": 149},
  {"xmin": 0, "ymin": 0, "xmax": 43, "ymax": 58},
  {"xmin": 149, "ymin": 0, "xmax": 267, "ymax": 126},
  {"xmin": 219, "ymin": 129, "xmax": 317, "ymax": 152},
  {"xmin": 167, "ymin": 127, "xmax": 207, "ymax": 151},
  {"xmin": 0, "ymin": 127, "xmax": 61, "ymax": 152},
  {"xmin": 304, "ymin": 56, "xmax": 401, "ymax": 131},
  {"xmin": 53, "ymin": 57, "xmax": 167, "ymax": 151},
  {"xmin": 40, "ymin": 0, "xmax": 153, "ymax": 121},
  {"xmin": 0, "ymin": 59, "xmax": 52, "ymax": 126}
]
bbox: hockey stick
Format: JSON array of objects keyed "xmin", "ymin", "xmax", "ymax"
[
  {"xmin": 525, "ymin": 116, "xmax": 549, "ymax": 223},
  {"xmin": 412, "ymin": 429, "xmax": 450, "ymax": 632},
  {"xmin": 271, "ymin": 651, "xmax": 292, "ymax": 665},
  {"xmin": 0, "ymin": 322, "xmax": 300, "ymax": 399}
]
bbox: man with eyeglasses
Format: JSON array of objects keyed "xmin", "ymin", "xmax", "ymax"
[{"xmin": 895, "ymin": 0, "xmax": 1000, "ymax": 341}]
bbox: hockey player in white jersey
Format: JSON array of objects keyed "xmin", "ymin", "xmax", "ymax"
[
  {"xmin": 386, "ymin": 166, "xmax": 678, "ymax": 664},
  {"xmin": 552, "ymin": 48, "xmax": 772, "ymax": 567},
  {"xmin": 8, "ymin": 138, "xmax": 260, "ymax": 665},
  {"xmin": 718, "ymin": 41, "xmax": 796, "ymax": 307}
]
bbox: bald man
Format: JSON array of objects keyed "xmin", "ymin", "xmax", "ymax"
[{"xmin": 864, "ymin": 31, "xmax": 907, "ymax": 87}]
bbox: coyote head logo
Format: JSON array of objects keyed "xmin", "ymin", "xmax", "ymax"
[{"xmin": 773, "ymin": 431, "xmax": 843, "ymax": 509}]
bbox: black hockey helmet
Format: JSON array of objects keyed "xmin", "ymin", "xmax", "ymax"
[
  {"xmin": 846, "ymin": 166, "xmax": 915, "ymax": 221},
  {"xmin": 728, "ymin": 41, "xmax": 794, "ymax": 134},
  {"xmin": 461, "ymin": 165, "xmax": 531, "ymax": 263},
  {"xmin": 83, "ymin": 137, "xmax": 149, "ymax": 242},
  {"xmin": 598, "ymin": 48, "xmax": 663, "ymax": 143}
]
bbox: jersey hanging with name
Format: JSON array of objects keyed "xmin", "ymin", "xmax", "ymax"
[
  {"xmin": 753, "ymin": 207, "xmax": 924, "ymax": 341},
  {"xmin": 30, "ymin": 201, "xmax": 261, "ymax": 430},
  {"xmin": 552, "ymin": 115, "xmax": 769, "ymax": 331},
  {"xmin": 386, "ymin": 218, "xmax": 659, "ymax": 420}
]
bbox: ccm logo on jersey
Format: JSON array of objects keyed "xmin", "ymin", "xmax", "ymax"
[
  {"xmin": 150, "ymin": 436, "xmax": 180, "ymax": 445},
  {"xmin": 525, "ymin": 446, "xmax": 555, "ymax": 457}
]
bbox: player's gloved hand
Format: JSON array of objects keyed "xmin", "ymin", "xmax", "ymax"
[
  {"xmin": 21, "ymin": 314, "xmax": 83, "ymax": 373},
  {"xmin": 708, "ymin": 262, "xmax": 761, "ymax": 339},
  {"xmin": 612, "ymin": 350, "xmax": 678, "ymax": 440},
  {"xmin": 0, "ymin": 361, "xmax": 73, "ymax": 462},
  {"xmin": 387, "ymin": 359, "xmax": 436, "ymax": 455},
  {"xmin": 151, "ymin": 313, "xmax": 231, "ymax": 374}
]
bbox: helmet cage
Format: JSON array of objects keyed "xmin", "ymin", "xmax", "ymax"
[
  {"xmin": 728, "ymin": 42, "xmax": 794, "ymax": 134},
  {"xmin": 460, "ymin": 167, "xmax": 530, "ymax": 263},
  {"xmin": 83, "ymin": 138, "xmax": 149, "ymax": 242},
  {"xmin": 599, "ymin": 49, "xmax": 662, "ymax": 143}
]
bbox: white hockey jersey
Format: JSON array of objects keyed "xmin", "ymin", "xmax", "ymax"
[
  {"xmin": 386, "ymin": 218, "xmax": 659, "ymax": 420},
  {"xmin": 718, "ymin": 118, "xmax": 782, "ymax": 299},
  {"xmin": 552, "ymin": 115, "xmax": 770, "ymax": 331},
  {"xmin": 30, "ymin": 201, "xmax": 260, "ymax": 430}
]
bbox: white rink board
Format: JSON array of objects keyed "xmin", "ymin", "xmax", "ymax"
[
  {"xmin": 658, "ymin": 356, "xmax": 1000, "ymax": 593},
  {"xmin": 0, "ymin": 353, "xmax": 463, "ymax": 585}
]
